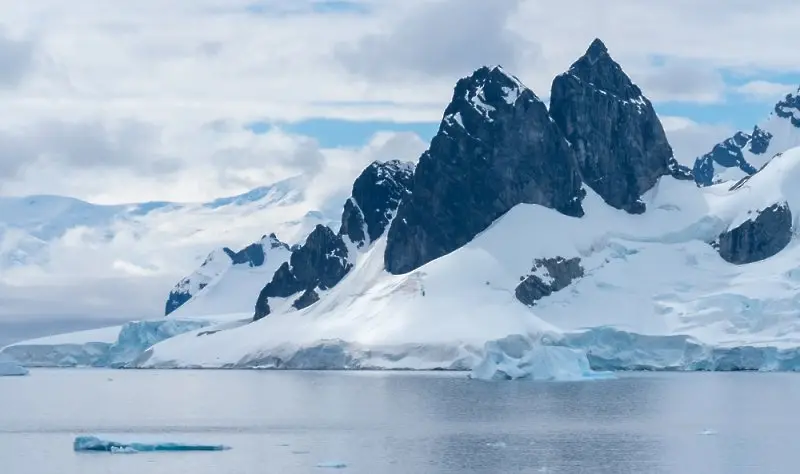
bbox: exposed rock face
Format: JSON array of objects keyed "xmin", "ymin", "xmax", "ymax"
[
  {"xmin": 292, "ymin": 288, "xmax": 320, "ymax": 310},
  {"xmin": 254, "ymin": 225, "xmax": 352, "ymax": 320},
  {"xmin": 165, "ymin": 292, "xmax": 193, "ymax": 317},
  {"xmin": 254, "ymin": 160, "xmax": 414, "ymax": 320},
  {"xmin": 225, "ymin": 233, "xmax": 290, "ymax": 267},
  {"xmin": 515, "ymin": 257, "xmax": 584, "ymax": 306},
  {"xmin": 550, "ymin": 39, "xmax": 691, "ymax": 214},
  {"xmin": 774, "ymin": 89, "xmax": 800, "ymax": 127},
  {"xmin": 693, "ymin": 127, "xmax": 771, "ymax": 186},
  {"xmin": 340, "ymin": 160, "xmax": 414, "ymax": 248},
  {"xmin": 385, "ymin": 66, "xmax": 585, "ymax": 275},
  {"xmin": 716, "ymin": 202, "xmax": 793, "ymax": 264}
]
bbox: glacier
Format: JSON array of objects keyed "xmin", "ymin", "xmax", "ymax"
[
  {"xmin": 73, "ymin": 436, "xmax": 230, "ymax": 453},
  {"xmin": 0, "ymin": 360, "xmax": 29, "ymax": 376},
  {"xmin": 2, "ymin": 319, "xmax": 211, "ymax": 368},
  {"xmin": 470, "ymin": 335, "xmax": 614, "ymax": 381}
]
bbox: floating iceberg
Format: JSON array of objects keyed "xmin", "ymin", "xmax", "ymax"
[
  {"xmin": 73, "ymin": 436, "xmax": 230, "ymax": 453},
  {"xmin": 0, "ymin": 360, "xmax": 29, "ymax": 376},
  {"xmin": 470, "ymin": 335, "xmax": 615, "ymax": 381}
]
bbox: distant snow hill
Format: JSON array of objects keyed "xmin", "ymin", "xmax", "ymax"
[
  {"xmin": 7, "ymin": 38, "xmax": 800, "ymax": 375},
  {"xmin": 0, "ymin": 174, "xmax": 339, "ymax": 320}
]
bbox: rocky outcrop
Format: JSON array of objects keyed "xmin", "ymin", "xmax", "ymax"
[
  {"xmin": 715, "ymin": 202, "xmax": 793, "ymax": 264},
  {"xmin": 224, "ymin": 233, "xmax": 290, "ymax": 267},
  {"xmin": 774, "ymin": 88, "xmax": 800, "ymax": 127},
  {"xmin": 693, "ymin": 127, "xmax": 771, "ymax": 186},
  {"xmin": 385, "ymin": 66, "xmax": 585, "ymax": 275},
  {"xmin": 254, "ymin": 225, "xmax": 352, "ymax": 320},
  {"xmin": 550, "ymin": 39, "xmax": 691, "ymax": 214},
  {"xmin": 515, "ymin": 257, "xmax": 584, "ymax": 306},
  {"xmin": 340, "ymin": 160, "xmax": 414, "ymax": 248},
  {"xmin": 292, "ymin": 288, "xmax": 320, "ymax": 310},
  {"xmin": 165, "ymin": 234, "xmax": 291, "ymax": 315}
]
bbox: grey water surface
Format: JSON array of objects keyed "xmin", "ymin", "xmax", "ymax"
[{"xmin": 1, "ymin": 369, "xmax": 798, "ymax": 473}]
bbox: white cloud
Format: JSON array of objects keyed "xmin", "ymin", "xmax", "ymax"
[
  {"xmin": 660, "ymin": 115, "xmax": 735, "ymax": 166},
  {"xmin": 337, "ymin": 0, "xmax": 537, "ymax": 80},
  {"xmin": 734, "ymin": 80, "xmax": 797, "ymax": 102},
  {"xmin": 0, "ymin": 0, "xmax": 797, "ymax": 201}
]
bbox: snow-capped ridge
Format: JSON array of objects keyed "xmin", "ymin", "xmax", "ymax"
[
  {"xmin": 441, "ymin": 64, "xmax": 538, "ymax": 132},
  {"xmin": 165, "ymin": 233, "xmax": 293, "ymax": 317},
  {"xmin": 255, "ymin": 159, "xmax": 414, "ymax": 319},
  {"xmin": 694, "ymin": 85, "xmax": 800, "ymax": 186}
]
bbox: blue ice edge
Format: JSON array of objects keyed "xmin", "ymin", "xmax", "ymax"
[{"xmin": 74, "ymin": 436, "xmax": 231, "ymax": 453}]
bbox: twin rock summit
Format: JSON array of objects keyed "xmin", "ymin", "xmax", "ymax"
[{"xmin": 166, "ymin": 38, "xmax": 793, "ymax": 320}]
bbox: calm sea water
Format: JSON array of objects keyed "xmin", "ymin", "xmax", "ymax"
[{"xmin": 1, "ymin": 369, "xmax": 798, "ymax": 473}]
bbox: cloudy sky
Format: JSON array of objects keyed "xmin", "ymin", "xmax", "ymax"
[
  {"xmin": 1, "ymin": 0, "xmax": 800, "ymax": 344},
  {"xmin": 0, "ymin": 0, "xmax": 798, "ymax": 204}
]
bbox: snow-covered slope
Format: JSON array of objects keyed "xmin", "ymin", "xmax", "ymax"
[
  {"xmin": 165, "ymin": 234, "xmax": 293, "ymax": 317},
  {"xmin": 693, "ymin": 87, "xmax": 800, "ymax": 186}
]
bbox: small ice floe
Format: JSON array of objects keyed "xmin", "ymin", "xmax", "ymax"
[
  {"xmin": 316, "ymin": 461, "xmax": 347, "ymax": 469},
  {"xmin": 485, "ymin": 441, "xmax": 507, "ymax": 448},
  {"xmin": 73, "ymin": 436, "xmax": 230, "ymax": 453},
  {"xmin": 699, "ymin": 429, "xmax": 718, "ymax": 436}
]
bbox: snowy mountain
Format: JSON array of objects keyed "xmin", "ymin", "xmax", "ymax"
[
  {"xmin": 164, "ymin": 233, "xmax": 295, "ymax": 317},
  {"xmin": 693, "ymin": 86, "xmax": 800, "ymax": 186},
  {"xmin": 0, "ymin": 175, "xmax": 339, "ymax": 322},
  {"xmin": 10, "ymin": 38, "xmax": 800, "ymax": 373}
]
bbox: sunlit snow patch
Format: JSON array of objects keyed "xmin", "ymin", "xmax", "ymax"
[
  {"xmin": 73, "ymin": 436, "xmax": 230, "ymax": 453},
  {"xmin": 470, "ymin": 335, "xmax": 615, "ymax": 381}
]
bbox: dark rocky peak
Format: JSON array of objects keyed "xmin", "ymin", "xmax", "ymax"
[
  {"xmin": 693, "ymin": 126, "xmax": 774, "ymax": 186},
  {"xmin": 254, "ymin": 224, "xmax": 352, "ymax": 320},
  {"xmin": 550, "ymin": 38, "xmax": 690, "ymax": 214},
  {"xmin": 223, "ymin": 233, "xmax": 290, "ymax": 267},
  {"xmin": 441, "ymin": 65, "xmax": 535, "ymax": 135},
  {"xmin": 384, "ymin": 66, "xmax": 585, "ymax": 275},
  {"xmin": 749, "ymin": 126, "xmax": 773, "ymax": 155},
  {"xmin": 339, "ymin": 159, "xmax": 415, "ymax": 248},
  {"xmin": 565, "ymin": 38, "xmax": 643, "ymax": 103},
  {"xmin": 774, "ymin": 87, "xmax": 800, "ymax": 127}
]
